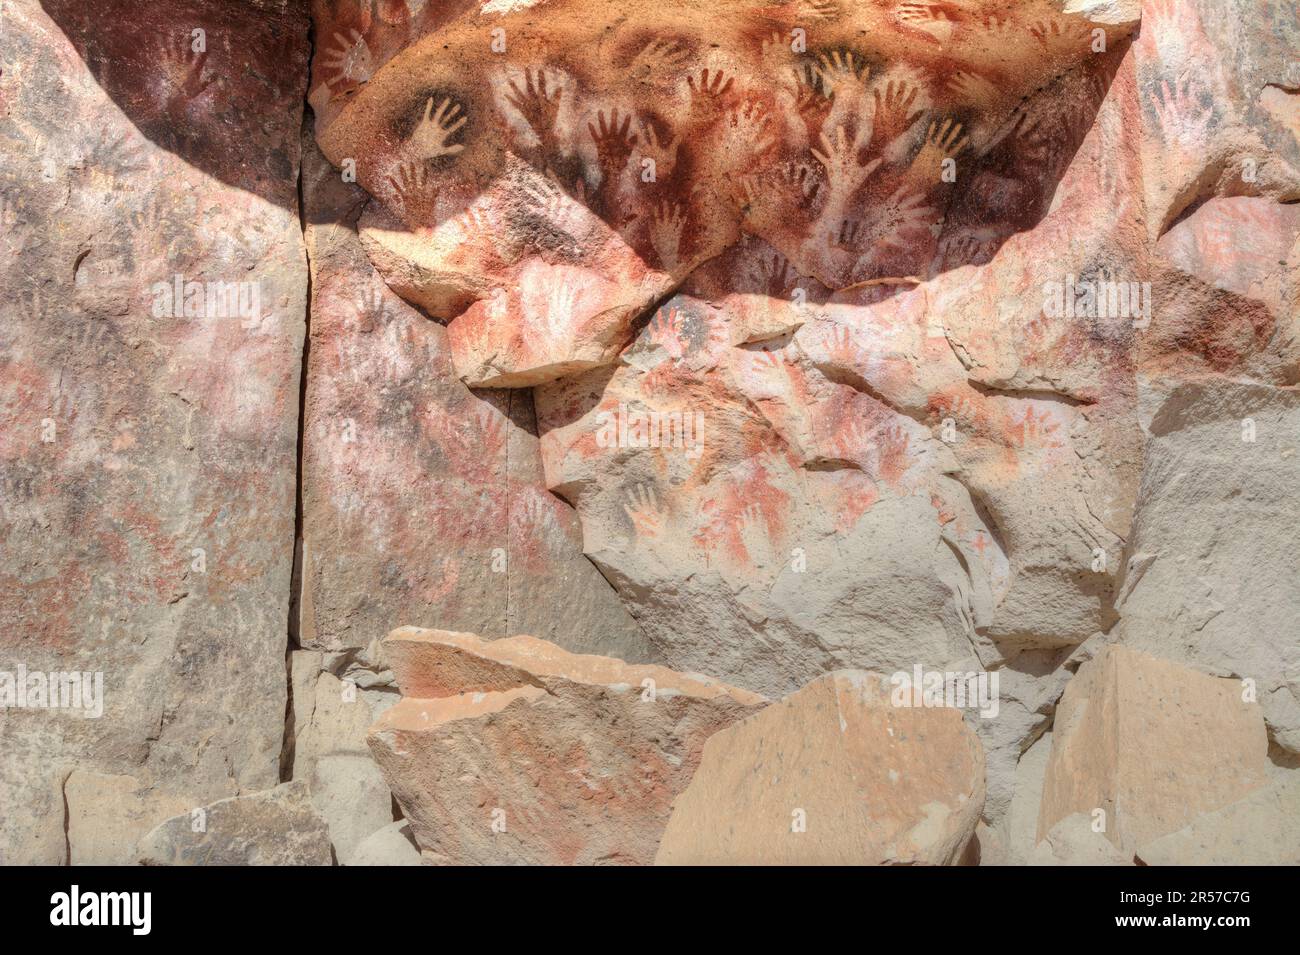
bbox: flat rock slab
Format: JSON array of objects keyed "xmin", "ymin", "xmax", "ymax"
[
  {"xmin": 368, "ymin": 628, "xmax": 766, "ymax": 865},
  {"xmin": 137, "ymin": 782, "xmax": 333, "ymax": 866},
  {"xmin": 655, "ymin": 670, "xmax": 985, "ymax": 865},
  {"xmin": 1114, "ymin": 381, "xmax": 1300, "ymax": 753}
]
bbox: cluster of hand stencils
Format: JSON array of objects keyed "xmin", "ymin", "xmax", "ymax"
[{"xmin": 311, "ymin": 0, "xmax": 1126, "ymax": 298}]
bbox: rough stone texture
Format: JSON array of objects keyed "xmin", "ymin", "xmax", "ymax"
[
  {"xmin": 367, "ymin": 628, "xmax": 766, "ymax": 865},
  {"xmin": 304, "ymin": 3, "xmax": 1166, "ymax": 716},
  {"xmin": 350, "ymin": 819, "xmax": 423, "ymax": 867},
  {"xmin": 298, "ymin": 133, "xmax": 652, "ymax": 661},
  {"xmin": 655, "ymin": 670, "xmax": 985, "ymax": 865},
  {"xmin": 535, "ymin": 301, "xmax": 994, "ymax": 698},
  {"xmin": 64, "ymin": 770, "xmax": 193, "ymax": 866},
  {"xmin": 1002, "ymin": 730, "xmax": 1053, "ymax": 865},
  {"xmin": 1028, "ymin": 812, "xmax": 1132, "ymax": 865},
  {"xmin": 974, "ymin": 632, "xmax": 1109, "ymax": 827},
  {"xmin": 317, "ymin": 0, "xmax": 1294, "ymax": 868},
  {"xmin": 1038, "ymin": 645, "xmax": 1271, "ymax": 854},
  {"xmin": 0, "ymin": 773, "xmax": 65, "ymax": 866},
  {"xmin": 1135, "ymin": 775, "xmax": 1300, "ymax": 865},
  {"xmin": 1132, "ymin": 0, "xmax": 1300, "ymax": 243},
  {"xmin": 1112, "ymin": 381, "xmax": 1300, "ymax": 753},
  {"xmin": 358, "ymin": 157, "xmax": 676, "ymax": 387},
  {"xmin": 1, "ymin": 0, "xmax": 308, "ymax": 864},
  {"xmin": 287, "ymin": 649, "xmax": 399, "ymax": 865},
  {"xmin": 137, "ymin": 781, "xmax": 333, "ymax": 866},
  {"xmin": 2, "ymin": 0, "xmax": 1297, "ymax": 867}
]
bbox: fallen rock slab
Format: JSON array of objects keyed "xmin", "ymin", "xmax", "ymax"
[
  {"xmin": 136, "ymin": 782, "xmax": 333, "ymax": 866},
  {"xmin": 367, "ymin": 628, "xmax": 766, "ymax": 865},
  {"xmin": 1038, "ymin": 646, "xmax": 1270, "ymax": 853},
  {"xmin": 654, "ymin": 670, "xmax": 985, "ymax": 866}
]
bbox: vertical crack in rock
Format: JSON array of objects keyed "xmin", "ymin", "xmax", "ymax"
[
  {"xmin": 59, "ymin": 772, "xmax": 71, "ymax": 867},
  {"xmin": 282, "ymin": 29, "xmax": 317, "ymax": 786},
  {"xmin": 503, "ymin": 389, "xmax": 513, "ymax": 635}
]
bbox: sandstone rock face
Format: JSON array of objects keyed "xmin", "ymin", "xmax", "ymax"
[
  {"xmin": 367, "ymin": 628, "xmax": 766, "ymax": 865},
  {"xmin": 1001, "ymin": 730, "xmax": 1054, "ymax": 865},
  {"xmin": 297, "ymin": 133, "xmax": 651, "ymax": 662},
  {"xmin": 287, "ymin": 649, "xmax": 400, "ymax": 865},
  {"xmin": 1112, "ymin": 381, "xmax": 1300, "ymax": 753},
  {"xmin": 975, "ymin": 633, "xmax": 1109, "ymax": 827},
  {"xmin": 1028, "ymin": 813, "xmax": 1132, "ymax": 866},
  {"xmin": 1, "ymin": 0, "xmax": 308, "ymax": 864},
  {"xmin": 323, "ymin": 0, "xmax": 1294, "ymax": 868},
  {"xmin": 1135, "ymin": 775, "xmax": 1300, "ymax": 866},
  {"xmin": 1038, "ymin": 646, "xmax": 1271, "ymax": 853},
  {"xmin": 137, "ymin": 781, "xmax": 333, "ymax": 866},
  {"xmin": 306, "ymin": 1, "xmax": 1165, "ymax": 710},
  {"xmin": 64, "ymin": 771, "xmax": 193, "ymax": 867},
  {"xmin": 351, "ymin": 821, "xmax": 421, "ymax": 867},
  {"xmin": 2, "ymin": 0, "xmax": 1298, "ymax": 869},
  {"xmin": 358, "ymin": 158, "xmax": 675, "ymax": 387},
  {"xmin": 349, "ymin": 819, "xmax": 423, "ymax": 867},
  {"xmin": 655, "ymin": 670, "xmax": 985, "ymax": 865}
]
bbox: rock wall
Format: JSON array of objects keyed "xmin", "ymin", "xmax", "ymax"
[
  {"xmin": 1, "ymin": 0, "xmax": 309, "ymax": 863},
  {"xmin": 1, "ymin": 0, "xmax": 1297, "ymax": 865}
]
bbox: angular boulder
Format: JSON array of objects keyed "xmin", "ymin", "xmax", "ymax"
[
  {"xmin": 1028, "ymin": 813, "xmax": 1133, "ymax": 866},
  {"xmin": 287, "ymin": 650, "xmax": 399, "ymax": 865},
  {"xmin": 1112, "ymin": 381, "xmax": 1300, "ymax": 752},
  {"xmin": 654, "ymin": 670, "xmax": 985, "ymax": 865},
  {"xmin": 1038, "ymin": 646, "xmax": 1270, "ymax": 853},
  {"xmin": 367, "ymin": 628, "xmax": 766, "ymax": 865}
]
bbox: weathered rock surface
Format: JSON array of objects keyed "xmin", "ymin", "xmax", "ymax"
[
  {"xmin": 304, "ymin": 0, "xmax": 1297, "ymax": 870},
  {"xmin": 1, "ymin": 0, "xmax": 308, "ymax": 864},
  {"xmin": 1002, "ymin": 730, "xmax": 1055, "ymax": 865},
  {"xmin": 298, "ymin": 133, "xmax": 652, "ymax": 662},
  {"xmin": 1135, "ymin": 775, "xmax": 1300, "ymax": 866},
  {"xmin": 1112, "ymin": 381, "xmax": 1300, "ymax": 753},
  {"xmin": 535, "ymin": 298, "xmax": 993, "ymax": 698},
  {"xmin": 137, "ymin": 781, "xmax": 333, "ymax": 866},
  {"xmin": 349, "ymin": 819, "xmax": 423, "ymax": 867},
  {"xmin": 988, "ymin": 728, "xmax": 1132, "ymax": 865},
  {"xmin": 1038, "ymin": 646, "xmax": 1271, "ymax": 854},
  {"xmin": 64, "ymin": 771, "xmax": 193, "ymax": 867},
  {"xmin": 1028, "ymin": 812, "xmax": 1133, "ymax": 866},
  {"xmin": 287, "ymin": 649, "xmax": 399, "ymax": 865},
  {"xmin": 2, "ymin": 0, "xmax": 1297, "ymax": 869},
  {"xmin": 975, "ymin": 633, "xmax": 1110, "ymax": 827},
  {"xmin": 301, "ymin": 0, "xmax": 1207, "ymax": 724},
  {"xmin": 655, "ymin": 670, "xmax": 984, "ymax": 865},
  {"xmin": 368, "ymin": 628, "xmax": 766, "ymax": 865},
  {"xmin": 358, "ymin": 157, "xmax": 676, "ymax": 387}
]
